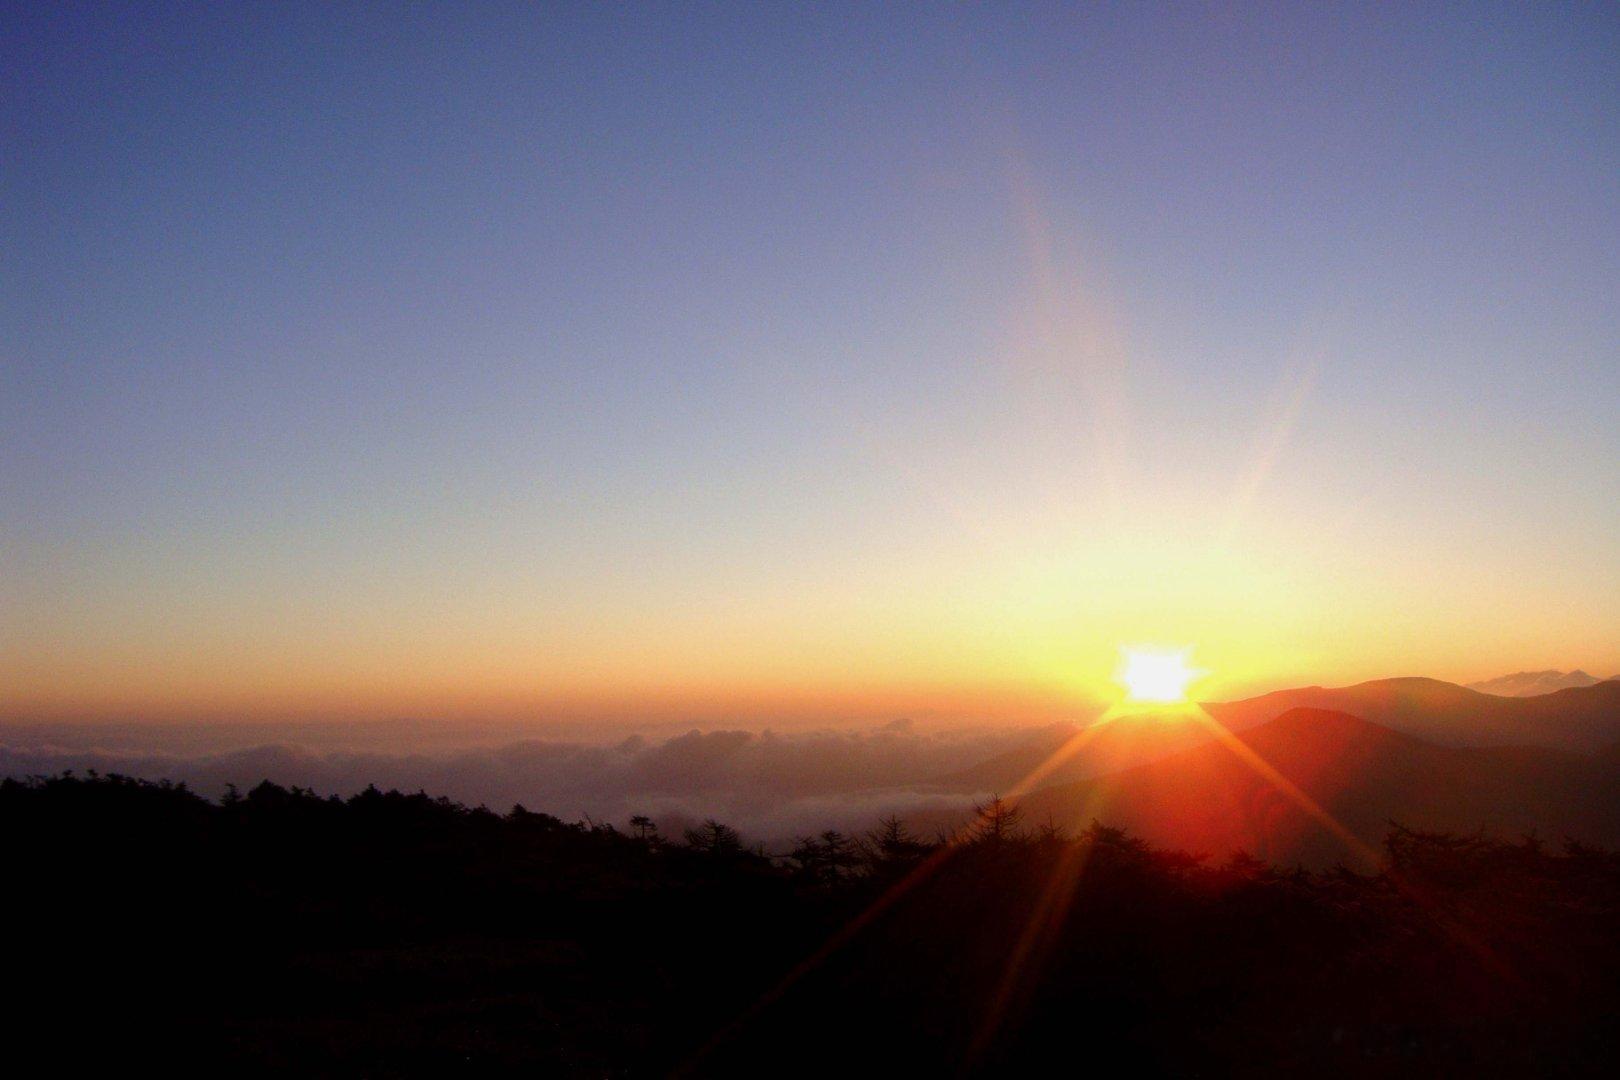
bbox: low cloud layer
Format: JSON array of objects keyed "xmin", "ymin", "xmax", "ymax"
[{"xmin": 0, "ymin": 721, "xmax": 1056, "ymax": 844}]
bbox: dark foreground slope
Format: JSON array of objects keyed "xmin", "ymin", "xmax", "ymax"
[
  {"xmin": 8, "ymin": 773, "xmax": 1620, "ymax": 1076},
  {"xmin": 1017, "ymin": 708, "xmax": 1620, "ymax": 868}
]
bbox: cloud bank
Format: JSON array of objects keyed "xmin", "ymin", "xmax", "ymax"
[{"xmin": 0, "ymin": 721, "xmax": 1057, "ymax": 843}]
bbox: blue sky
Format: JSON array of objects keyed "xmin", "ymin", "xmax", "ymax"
[{"xmin": 4, "ymin": 4, "xmax": 1618, "ymax": 724}]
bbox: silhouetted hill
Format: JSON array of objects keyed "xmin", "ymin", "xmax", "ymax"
[
  {"xmin": 1016, "ymin": 707, "xmax": 1620, "ymax": 869},
  {"xmin": 1467, "ymin": 669, "xmax": 1607, "ymax": 697}
]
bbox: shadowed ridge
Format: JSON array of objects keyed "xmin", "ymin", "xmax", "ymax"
[
  {"xmin": 1593, "ymin": 736, "xmax": 1620, "ymax": 768},
  {"xmin": 1539, "ymin": 679, "xmax": 1620, "ymax": 709}
]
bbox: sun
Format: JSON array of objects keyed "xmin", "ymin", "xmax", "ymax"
[{"xmin": 1117, "ymin": 647, "xmax": 1203, "ymax": 703}]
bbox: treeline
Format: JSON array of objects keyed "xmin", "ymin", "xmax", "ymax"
[{"xmin": 7, "ymin": 772, "xmax": 1620, "ymax": 1075}]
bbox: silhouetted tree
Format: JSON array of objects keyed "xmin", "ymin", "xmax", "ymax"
[
  {"xmin": 789, "ymin": 830, "xmax": 860, "ymax": 882},
  {"xmin": 819, "ymin": 830, "xmax": 858, "ymax": 879},
  {"xmin": 684, "ymin": 818, "xmax": 743, "ymax": 856},
  {"xmin": 788, "ymin": 834, "xmax": 824, "ymax": 876},
  {"xmin": 864, "ymin": 814, "xmax": 932, "ymax": 868},
  {"xmin": 1035, "ymin": 814, "xmax": 1067, "ymax": 844},
  {"xmin": 968, "ymin": 795, "xmax": 1024, "ymax": 845}
]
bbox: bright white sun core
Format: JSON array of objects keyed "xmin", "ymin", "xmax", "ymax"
[{"xmin": 1116, "ymin": 647, "xmax": 1203, "ymax": 703}]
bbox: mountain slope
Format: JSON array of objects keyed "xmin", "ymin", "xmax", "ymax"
[
  {"xmin": 1201, "ymin": 677, "xmax": 1620, "ymax": 751},
  {"xmin": 1015, "ymin": 708, "xmax": 1620, "ymax": 869}
]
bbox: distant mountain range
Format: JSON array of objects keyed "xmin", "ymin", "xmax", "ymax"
[{"xmin": 1465, "ymin": 669, "xmax": 1617, "ymax": 697}]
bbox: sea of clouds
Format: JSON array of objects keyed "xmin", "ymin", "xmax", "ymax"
[{"xmin": 0, "ymin": 720, "xmax": 1061, "ymax": 843}]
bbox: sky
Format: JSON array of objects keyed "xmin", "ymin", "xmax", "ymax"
[{"xmin": 4, "ymin": 4, "xmax": 1618, "ymax": 729}]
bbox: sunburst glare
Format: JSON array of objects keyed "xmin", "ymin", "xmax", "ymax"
[{"xmin": 1116, "ymin": 647, "xmax": 1204, "ymax": 703}]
